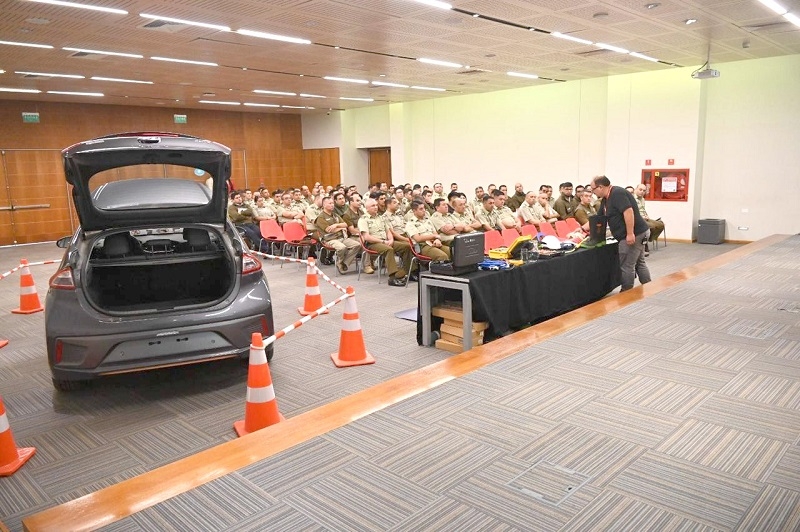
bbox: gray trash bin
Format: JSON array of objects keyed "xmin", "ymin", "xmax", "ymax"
[{"xmin": 698, "ymin": 219, "xmax": 725, "ymax": 244}]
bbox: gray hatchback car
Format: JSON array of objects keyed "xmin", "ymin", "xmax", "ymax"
[{"xmin": 45, "ymin": 132, "xmax": 274, "ymax": 391}]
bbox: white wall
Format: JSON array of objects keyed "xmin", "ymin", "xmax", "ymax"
[
  {"xmin": 700, "ymin": 54, "xmax": 800, "ymax": 241},
  {"xmin": 304, "ymin": 54, "xmax": 800, "ymax": 241}
]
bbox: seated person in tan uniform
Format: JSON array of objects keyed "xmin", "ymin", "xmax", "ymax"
[
  {"xmin": 475, "ymin": 194, "xmax": 501, "ymax": 232},
  {"xmin": 574, "ymin": 190, "xmax": 598, "ymax": 232},
  {"xmin": 430, "ymin": 198, "xmax": 457, "ymax": 244},
  {"xmin": 406, "ymin": 200, "xmax": 450, "ymax": 262},
  {"xmin": 315, "ymin": 196, "xmax": 360, "ymax": 273},
  {"xmin": 358, "ymin": 198, "xmax": 410, "ymax": 287},
  {"xmin": 493, "ymin": 189, "xmax": 522, "ymax": 232},
  {"xmin": 634, "ymin": 183, "xmax": 665, "ymax": 247},
  {"xmin": 276, "ymin": 192, "xmax": 304, "ymax": 225},
  {"xmin": 449, "ymin": 196, "xmax": 482, "ymax": 233}
]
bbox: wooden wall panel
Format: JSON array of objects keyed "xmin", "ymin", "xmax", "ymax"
[{"xmin": 0, "ymin": 100, "xmax": 339, "ymax": 243}]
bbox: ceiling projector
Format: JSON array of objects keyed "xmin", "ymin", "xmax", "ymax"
[{"xmin": 692, "ymin": 68, "xmax": 720, "ymax": 79}]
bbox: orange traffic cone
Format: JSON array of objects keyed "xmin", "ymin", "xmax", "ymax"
[
  {"xmin": 0, "ymin": 339, "xmax": 7, "ymax": 349},
  {"xmin": 234, "ymin": 333, "xmax": 284, "ymax": 437},
  {"xmin": 330, "ymin": 287, "xmax": 375, "ymax": 367},
  {"xmin": 11, "ymin": 259, "xmax": 43, "ymax": 315},
  {"xmin": 298, "ymin": 257, "xmax": 328, "ymax": 316},
  {"xmin": 0, "ymin": 395, "xmax": 36, "ymax": 476}
]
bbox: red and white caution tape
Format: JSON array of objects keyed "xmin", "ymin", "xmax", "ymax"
[{"xmin": 263, "ymin": 291, "xmax": 352, "ymax": 347}]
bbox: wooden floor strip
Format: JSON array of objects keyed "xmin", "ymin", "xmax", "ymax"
[{"xmin": 22, "ymin": 234, "xmax": 790, "ymax": 532}]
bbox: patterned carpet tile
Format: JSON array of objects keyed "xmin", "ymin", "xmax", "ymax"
[
  {"xmin": 445, "ymin": 369, "xmax": 529, "ymax": 400},
  {"xmin": 719, "ymin": 372, "xmax": 800, "ymax": 410},
  {"xmin": 656, "ymin": 419, "xmax": 787, "ymax": 481},
  {"xmin": 388, "ymin": 385, "xmax": 483, "ymax": 424},
  {"xmin": 575, "ymin": 345, "xmax": 661, "ymax": 373},
  {"xmin": 485, "ymin": 349, "xmax": 558, "ymax": 379},
  {"xmin": 636, "ymin": 358, "xmax": 738, "ymax": 391},
  {"xmin": 695, "ymin": 329, "xmax": 775, "ymax": 350},
  {"xmin": 561, "ymin": 489, "xmax": 718, "ymax": 532},
  {"xmin": 115, "ymin": 419, "xmax": 216, "ymax": 467},
  {"xmin": 20, "ymin": 422, "xmax": 107, "ymax": 464},
  {"xmin": 513, "ymin": 423, "xmax": 646, "ymax": 487},
  {"xmin": 536, "ymin": 360, "xmax": 631, "ymax": 395},
  {"xmin": 691, "ymin": 394, "xmax": 800, "ymax": 442},
  {"xmin": 496, "ymin": 379, "xmax": 596, "ymax": 421},
  {"xmin": 631, "ymin": 320, "xmax": 706, "ymax": 341},
  {"xmin": 446, "ymin": 459, "xmax": 603, "ymax": 532},
  {"xmin": 741, "ymin": 354, "xmax": 800, "ymax": 379},
  {"xmin": 611, "ymin": 302, "xmax": 669, "ymax": 321},
  {"xmin": 605, "ymin": 375, "xmax": 713, "ymax": 417},
  {"xmin": 559, "ymin": 320, "xmax": 622, "ymax": 342},
  {"xmin": 117, "ymin": 473, "xmax": 276, "ymax": 531},
  {"xmin": 604, "ymin": 334, "xmax": 687, "ymax": 357},
  {"xmin": 765, "ymin": 338, "xmax": 800, "ymax": 359},
  {"xmin": 608, "ymin": 451, "xmax": 762, "ymax": 530},
  {"xmin": 30, "ymin": 442, "xmax": 141, "ymax": 498},
  {"xmin": 667, "ymin": 341, "xmax": 760, "ymax": 371},
  {"xmin": 767, "ymin": 445, "xmax": 800, "ymax": 491},
  {"xmin": 322, "ymin": 410, "xmax": 429, "ymax": 459},
  {"xmin": 674, "ymin": 299, "xmax": 742, "ymax": 318},
  {"xmin": 218, "ymin": 503, "xmax": 325, "ymax": 532},
  {"xmin": 239, "ymin": 438, "xmax": 357, "ymax": 498},
  {"xmin": 283, "ymin": 461, "xmax": 436, "ymax": 531},
  {"xmin": 0, "ymin": 470, "xmax": 50, "ymax": 516},
  {"xmin": 82, "ymin": 403, "xmax": 178, "ymax": 442},
  {"xmin": 564, "ymin": 398, "xmax": 683, "ymax": 447},
  {"xmin": 51, "ymin": 465, "xmax": 150, "ymax": 506},
  {"xmin": 390, "ymin": 496, "xmax": 516, "ymax": 532},
  {"xmin": 438, "ymin": 400, "xmax": 555, "ymax": 452},
  {"xmin": 735, "ymin": 485, "xmax": 800, "ymax": 532},
  {"xmin": 370, "ymin": 427, "xmax": 506, "ymax": 493}
]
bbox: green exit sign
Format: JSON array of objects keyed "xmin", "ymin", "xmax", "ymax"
[
  {"xmin": 173, "ymin": 114, "xmax": 187, "ymax": 124},
  {"xmin": 22, "ymin": 112, "xmax": 40, "ymax": 123}
]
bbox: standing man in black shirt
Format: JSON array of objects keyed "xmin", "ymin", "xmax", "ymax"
[{"xmin": 590, "ymin": 175, "xmax": 651, "ymax": 291}]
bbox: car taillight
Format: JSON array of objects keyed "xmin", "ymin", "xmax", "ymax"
[
  {"xmin": 242, "ymin": 253, "xmax": 262, "ymax": 275},
  {"xmin": 55, "ymin": 340, "xmax": 63, "ymax": 364},
  {"xmin": 260, "ymin": 315, "xmax": 270, "ymax": 337},
  {"xmin": 49, "ymin": 267, "xmax": 75, "ymax": 290}
]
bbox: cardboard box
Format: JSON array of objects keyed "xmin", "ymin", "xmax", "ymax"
[
  {"xmin": 432, "ymin": 304, "xmax": 465, "ymax": 322},
  {"xmin": 440, "ymin": 331, "xmax": 483, "ymax": 346},
  {"xmin": 440, "ymin": 323, "xmax": 485, "ymax": 342},
  {"xmin": 435, "ymin": 338, "xmax": 464, "ymax": 354},
  {"xmin": 442, "ymin": 320, "xmax": 489, "ymax": 333}
]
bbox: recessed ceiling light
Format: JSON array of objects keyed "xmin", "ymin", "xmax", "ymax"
[
  {"xmin": 198, "ymin": 100, "xmax": 240, "ymax": 105},
  {"xmin": 551, "ymin": 32, "xmax": 593, "ymax": 45},
  {"xmin": 299, "ymin": 93, "xmax": 326, "ymax": 98},
  {"xmin": 139, "ymin": 13, "xmax": 230, "ymax": 32},
  {"xmin": 684, "ymin": 18, "xmax": 697, "ymax": 25},
  {"xmin": 26, "ymin": 0, "xmax": 127, "ymax": 15},
  {"xmin": 417, "ymin": 57, "xmax": 463, "ymax": 68},
  {"xmin": 16, "ymin": 70, "xmax": 84, "ymax": 78},
  {"xmin": 324, "ymin": 76, "xmax": 369, "ymax": 84},
  {"xmin": 63, "ymin": 47, "xmax": 143, "ymax": 58},
  {"xmin": 339, "ymin": 97, "xmax": 374, "ymax": 101},
  {"xmin": 91, "ymin": 76, "xmax": 153, "ymax": 84},
  {"xmin": 411, "ymin": 0, "xmax": 452, "ymax": 9},
  {"xmin": 253, "ymin": 89, "xmax": 296, "ymax": 96},
  {"xmin": 0, "ymin": 40, "xmax": 53, "ymax": 49},
  {"xmin": 151, "ymin": 56, "xmax": 218, "ymax": 66},
  {"xmin": 46, "ymin": 90, "xmax": 103, "ymax": 97},
  {"xmin": 507, "ymin": 71, "xmax": 539, "ymax": 80},
  {"xmin": 645, "ymin": 2, "xmax": 661, "ymax": 9},
  {"xmin": 371, "ymin": 81, "xmax": 409, "ymax": 88},
  {"xmin": 243, "ymin": 103, "xmax": 280, "ymax": 107},
  {"xmin": 237, "ymin": 29, "xmax": 311, "ymax": 45},
  {"xmin": 592, "ymin": 12, "xmax": 609, "ymax": 19},
  {"xmin": 410, "ymin": 85, "xmax": 445, "ymax": 91},
  {"xmin": 0, "ymin": 87, "xmax": 42, "ymax": 93}
]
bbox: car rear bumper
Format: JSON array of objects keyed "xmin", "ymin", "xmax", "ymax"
[{"xmin": 48, "ymin": 313, "xmax": 272, "ymax": 381}]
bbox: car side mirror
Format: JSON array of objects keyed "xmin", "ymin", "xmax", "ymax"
[{"xmin": 56, "ymin": 236, "xmax": 71, "ymax": 248}]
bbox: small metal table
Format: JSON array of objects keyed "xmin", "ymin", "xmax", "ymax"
[{"xmin": 419, "ymin": 272, "xmax": 475, "ymax": 350}]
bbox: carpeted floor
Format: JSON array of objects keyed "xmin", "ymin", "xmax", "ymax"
[{"xmin": 5, "ymin": 239, "xmax": 792, "ymax": 531}]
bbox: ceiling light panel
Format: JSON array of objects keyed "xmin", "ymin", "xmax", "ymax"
[
  {"xmin": 62, "ymin": 47, "xmax": 143, "ymax": 58},
  {"xmin": 151, "ymin": 57, "xmax": 218, "ymax": 66},
  {"xmin": 16, "ymin": 70, "xmax": 84, "ymax": 78},
  {"xmin": 26, "ymin": 0, "xmax": 127, "ymax": 15},
  {"xmin": 236, "ymin": 29, "xmax": 311, "ymax": 44},
  {"xmin": 46, "ymin": 90, "xmax": 103, "ymax": 96},
  {"xmin": 91, "ymin": 76, "xmax": 153, "ymax": 84},
  {"xmin": 0, "ymin": 40, "xmax": 53, "ymax": 49}
]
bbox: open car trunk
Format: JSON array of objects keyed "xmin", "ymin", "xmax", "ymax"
[{"xmin": 84, "ymin": 228, "xmax": 235, "ymax": 313}]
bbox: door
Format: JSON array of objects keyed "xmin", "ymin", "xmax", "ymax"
[
  {"xmin": 368, "ymin": 148, "xmax": 391, "ymax": 186},
  {"xmin": 0, "ymin": 150, "xmax": 75, "ymax": 245}
]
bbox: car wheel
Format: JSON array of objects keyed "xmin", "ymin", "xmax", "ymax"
[
  {"xmin": 52, "ymin": 378, "xmax": 89, "ymax": 392},
  {"xmin": 266, "ymin": 345, "xmax": 274, "ymax": 363}
]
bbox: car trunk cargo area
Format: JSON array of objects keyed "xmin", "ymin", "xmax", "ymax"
[{"xmin": 85, "ymin": 230, "xmax": 234, "ymax": 312}]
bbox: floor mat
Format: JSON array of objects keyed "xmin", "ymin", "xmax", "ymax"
[{"xmin": 395, "ymin": 308, "xmax": 418, "ymax": 322}]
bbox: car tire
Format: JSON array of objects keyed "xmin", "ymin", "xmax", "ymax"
[{"xmin": 52, "ymin": 378, "xmax": 88, "ymax": 392}]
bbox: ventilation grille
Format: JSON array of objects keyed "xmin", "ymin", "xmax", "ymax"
[
  {"xmin": 456, "ymin": 68, "xmax": 491, "ymax": 75},
  {"xmin": 576, "ymin": 49, "xmax": 615, "ymax": 58},
  {"xmin": 741, "ymin": 21, "xmax": 794, "ymax": 33},
  {"xmin": 140, "ymin": 19, "xmax": 189, "ymax": 32},
  {"xmin": 68, "ymin": 51, "xmax": 106, "ymax": 60}
]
